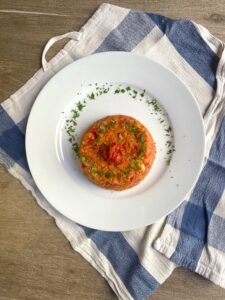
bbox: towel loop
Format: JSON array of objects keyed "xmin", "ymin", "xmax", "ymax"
[{"xmin": 41, "ymin": 31, "xmax": 81, "ymax": 71}]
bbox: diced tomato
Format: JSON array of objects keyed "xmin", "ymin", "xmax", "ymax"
[
  {"xmin": 114, "ymin": 154, "xmax": 123, "ymax": 164},
  {"xmin": 88, "ymin": 132, "xmax": 96, "ymax": 141},
  {"xmin": 131, "ymin": 147, "xmax": 137, "ymax": 156},
  {"xmin": 122, "ymin": 141, "xmax": 129, "ymax": 151},
  {"xmin": 82, "ymin": 163, "xmax": 86, "ymax": 168},
  {"xmin": 90, "ymin": 127, "xmax": 98, "ymax": 134},
  {"xmin": 119, "ymin": 118, "xmax": 127, "ymax": 126},
  {"xmin": 129, "ymin": 176, "xmax": 137, "ymax": 183},
  {"xmin": 105, "ymin": 143, "xmax": 125, "ymax": 164}
]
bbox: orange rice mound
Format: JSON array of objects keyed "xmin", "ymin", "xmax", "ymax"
[{"xmin": 79, "ymin": 115, "xmax": 156, "ymax": 190}]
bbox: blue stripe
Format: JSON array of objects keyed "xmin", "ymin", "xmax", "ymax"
[
  {"xmin": 17, "ymin": 116, "xmax": 28, "ymax": 134},
  {"xmin": 82, "ymin": 227, "xmax": 160, "ymax": 299},
  {"xmin": 147, "ymin": 13, "xmax": 219, "ymax": 89},
  {"xmin": 167, "ymin": 201, "xmax": 186, "ymax": 228},
  {"xmin": 170, "ymin": 231, "xmax": 205, "ymax": 270},
  {"xmin": 96, "ymin": 10, "xmax": 155, "ymax": 52},
  {"xmin": 208, "ymin": 214, "xmax": 225, "ymax": 252},
  {"xmin": 0, "ymin": 105, "xmax": 16, "ymax": 135},
  {"xmin": 0, "ymin": 106, "xmax": 28, "ymax": 170},
  {"xmin": 170, "ymin": 202, "xmax": 211, "ymax": 269},
  {"xmin": 170, "ymin": 116, "xmax": 225, "ymax": 270}
]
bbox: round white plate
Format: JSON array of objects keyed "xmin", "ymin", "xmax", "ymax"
[{"xmin": 26, "ymin": 52, "xmax": 205, "ymax": 231}]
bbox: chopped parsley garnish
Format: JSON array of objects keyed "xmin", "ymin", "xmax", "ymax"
[
  {"xmin": 73, "ymin": 143, "xmax": 80, "ymax": 158},
  {"xmin": 77, "ymin": 101, "xmax": 86, "ymax": 111},
  {"xmin": 140, "ymin": 89, "xmax": 145, "ymax": 97},
  {"xmin": 151, "ymin": 98, "xmax": 161, "ymax": 112},
  {"xmin": 166, "ymin": 159, "xmax": 171, "ymax": 165},
  {"xmin": 165, "ymin": 126, "xmax": 172, "ymax": 133},
  {"xmin": 88, "ymin": 92, "xmax": 95, "ymax": 100},
  {"xmin": 71, "ymin": 109, "xmax": 80, "ymax": 118},
  {"xmin": 166, "ymin": 141, "xmax": 172, "ymax": 147},
  {"xmin": 70, "ymin": 119, "xmax": 77, "ymax": 126},
  {"xmin": 103, "ymin": 88, "xmax": 109, "ymax": 94}
]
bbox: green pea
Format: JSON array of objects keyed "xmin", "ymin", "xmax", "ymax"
[
  {"xmin": 99, "ymin": 124, "xmax": 106, "ymax": 132},
  {"xmin": 140, "ymin": 134, "xmax": 145, "ymax": 143}
]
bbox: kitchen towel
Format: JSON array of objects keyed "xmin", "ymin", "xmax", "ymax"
[{"xmin": 0, "ymin": 3, "xmax": 225, "ymax": 299}]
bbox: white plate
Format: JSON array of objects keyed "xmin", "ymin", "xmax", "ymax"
[{"xmin": 26, "ymin": 52, "xmax": 205, "ymax": 231}]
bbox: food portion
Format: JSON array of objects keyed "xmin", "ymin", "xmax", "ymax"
[{"xmin": 79, "ymin": 115, "xmax": 156, "ymax": 190}]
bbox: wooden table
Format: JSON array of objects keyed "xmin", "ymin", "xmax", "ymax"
[{"xmin": 0, "ymin": 1, "xmax": 225, "ymax": 299}]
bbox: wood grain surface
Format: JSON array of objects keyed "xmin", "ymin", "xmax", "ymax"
[{"xmin": 1, "ymin": 1, "xmax": 225, "ymax": 299}]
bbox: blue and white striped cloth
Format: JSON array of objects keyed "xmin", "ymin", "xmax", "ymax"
[{"xmin": 0, "ymin": 3, "xmax": 225, "ymax": 299}]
